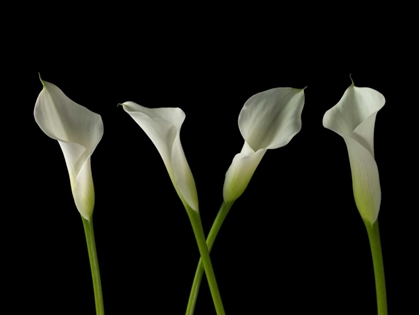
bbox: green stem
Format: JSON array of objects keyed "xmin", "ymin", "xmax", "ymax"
[
  {"xmin": 186, "ymin": 201, "xmax": 234, "ymax": 315},
  {"xmin": 364, "ymin": 220, "xmax": 387, "ymax": 315},
  {"xmin": 82, "ymin": 217, "xmax": 105, "ymax": 315},
  {"xmin": 185, "ymin": 204, "xmax": 226, "ymax": 315}
]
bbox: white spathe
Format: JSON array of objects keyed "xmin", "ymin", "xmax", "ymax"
[
  {"xmin": 34, "ymin": 79, "xmax": 104, "ymax": 220},
  {"xmin": 122, "ymin": 102, "xmax": 199, "ymax": 212},
  {"xmin": 223, "ymin": 88, "xmax": 305, "ymax": 202},
  {"xmin": 323, "ymin": 83, "xmax": 385, "ymax": 224}
]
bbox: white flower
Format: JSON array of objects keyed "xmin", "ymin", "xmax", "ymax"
[
  {"xmin": 223, "ymin": 87, "xmax": 305, "ymax": 202},
  {"xmin": 34, "ymin": 78, "xmax": 104, "ymax": 220},
  {"xmin": 121, "ymin": 102, "xmax": 199, "ymax": 211},
  {"xmin": 323, "ymin": 83, "xmax": 385, "ymax": 224}
]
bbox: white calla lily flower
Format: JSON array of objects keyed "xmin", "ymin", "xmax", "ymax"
[
  {"xmin": 34, "ymin": 78, "xmax": 104, "ymax": 220},
  {"xmin": 223, "ymin": 87, "xmax": 305, "ymax": 202},
  {"xmin": 121, "ymin": 102, "xmax": 199, "ymax": 211},
  {"xmin": 323, "ymin": 83, "xmax": 385, "ymax": 224}
]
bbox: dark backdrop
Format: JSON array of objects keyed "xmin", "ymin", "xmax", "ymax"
[{"xmin": 9, "ymin": 4, "xmax": 418, "ymax": 315}]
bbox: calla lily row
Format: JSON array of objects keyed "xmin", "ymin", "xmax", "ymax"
[{"xmin": 34, "ymin": 77, "xmax": 387, "ymax": 315}]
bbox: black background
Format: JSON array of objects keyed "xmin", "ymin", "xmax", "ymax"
[{"xmin": 9, "ymin": 4, "xmax": 418, "ymax": 315}]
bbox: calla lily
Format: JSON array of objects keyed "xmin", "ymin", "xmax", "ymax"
[
  {"xmin": 34, "ymin": 78, "xmax": 104, "ymax": 220},
  {"xmin": 223, "ymin": 87, "xmax": 305, "ymax": 202},
  {"xmin": 323, "ymin": 83, "xmax": 385, "ymax": 224},
  {"xmin": 121, "ymin": 102, "xmax": 199, "ymax": 211},
  {"xmin": 122, "ymin": 102, "xmax": 228, "ymax": 313}
]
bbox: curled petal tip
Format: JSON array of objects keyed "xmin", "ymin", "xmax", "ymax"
[
  {"xmin": 349, "ymin": 73, "xmax": 354, "ymax": 86},
  {"xmin": 38, "ymin": 73, "xmax": 47, "ymax": 88}
]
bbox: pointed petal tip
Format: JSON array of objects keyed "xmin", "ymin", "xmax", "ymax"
[
  {"xmin": 119, "ymin": 101, "xmax": 138, "ymax": 112},
  {"xmin": 38, "ymin": 72, "xmax": 46, "ymax": 87},
  {"xmin": 349, "ymin": 73, "xmax": 355, "ymax": 86},
  {"xmin": 120, "ymin": 101, "xmax": 143, "ymax": 110}
]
